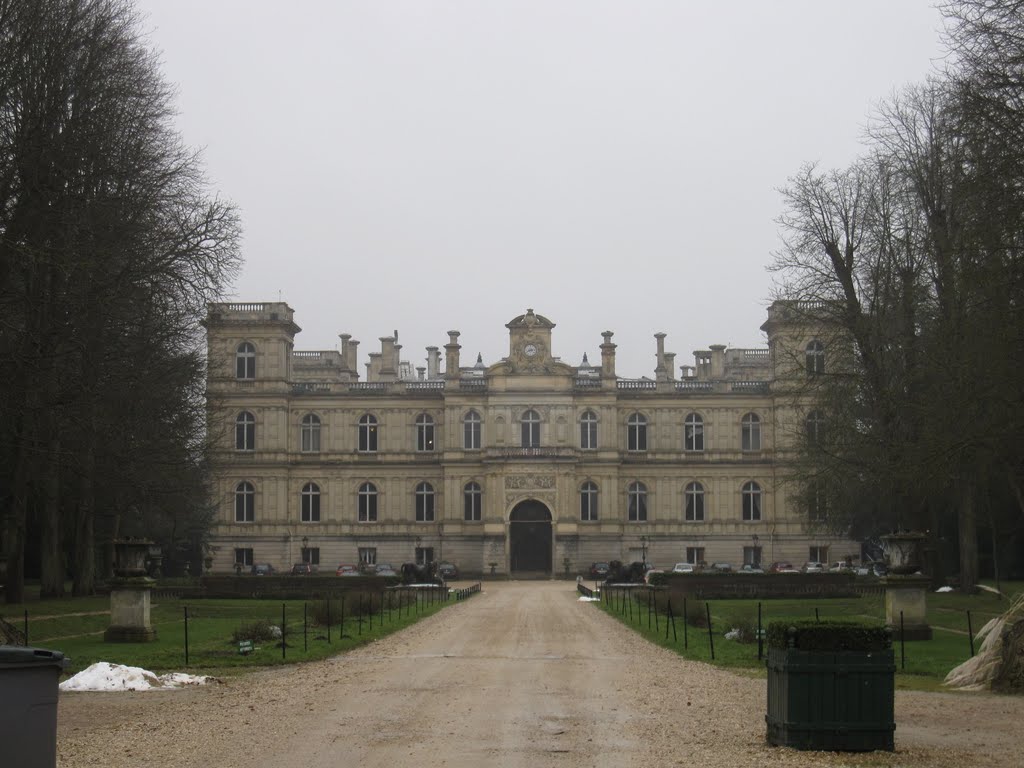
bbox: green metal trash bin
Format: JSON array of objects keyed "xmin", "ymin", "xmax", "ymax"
[{"xmin": 0, "ymin": 645, "xmax": 69, "ymax": 768}]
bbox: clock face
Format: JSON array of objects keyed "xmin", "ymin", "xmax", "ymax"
[{"xmin": 524, "ymin": 343, "xmax": 538, "ymax": 357}]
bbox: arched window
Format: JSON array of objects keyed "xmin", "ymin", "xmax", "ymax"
[
  {"xmin": 806, "ymin": 340, "xmax": 825, "ymax": 375},
  {"xmin": 416, "ymin": 413, "xmax": 435, "ymax": 452},
  {"xmin": 684, "ymin": 413, "xmax": 704, "ymax": 452},
  {"xmin": 805, "ymin": 410, "xmax": 825, "ymax": 445},
  {"xmin": 415, "ymin": 481, "xmax": 435, "ymax": 522},
  {"xmin": 358, "ymin": 482, "xmax": 377, "ymax": 522},
  {"xmin": 463, "ymin": 481, "xmax": 482, "ymax": 521},
  {"xmin": 742, "ymin": 481, "xmax": 762, "ymax": 521},
  {"xmin": 521, "ymin": 410, "xmax": 540, "ymax": 448},
  {"xmin": 741, "ymin": 413, "xmax": 761, "ymax": 451},
  {"xmin": 580, "ymin": 481, "xmax": 598, "ymax": 521},
  {"xmin": 580, "ymin": 410, "xmax": 598, "ymax": 450},
  {"xmin": 627, "ymin": 413, "xmax": 647, "ymax": 452},
  {"xmin": 236, "ymin": 342, "xmax": 256, "ymax": 380},
  {"xmin": 301, "ymin": 482, "xmax": 321, "ymax": 522},
  {"xmin": 234, "ymin": 481, "xmax": 255, "ymax": 522},
  {"xmin": 358, "ymin": 414, "xmax": 378, "ymax": 452},
  {"xmin": 627, "ymin": 481, "xmax": 647, "ymax": 521},
  {"xmin": 300, "ymin": 413, "xmax": 321, "ymax": 453},
  {"xmin": 463, "ymin": 410, "xmax": 481, "ymax": 450},
  {"xmin": 685, "ymin": 481, "xmax": 705, "ymax": 521},
  {"xmin": 235, "ymin": 411, "xmax": 255, "ymax": 451}
]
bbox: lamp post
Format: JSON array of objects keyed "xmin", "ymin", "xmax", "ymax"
[
  {"xmin": 640, "ymin": 535, "xmax": 648, "ymax": 567},
  {"xmin": 301, "ymin": 535, "xmax": 309, "ymax": 563},
  {"xmin": 752, "ymin": 534, "xmax": 760, "ymax": 567},
  {"xmin": 415, "ymin": 535, "xmax": 422, "ymax": 564}
]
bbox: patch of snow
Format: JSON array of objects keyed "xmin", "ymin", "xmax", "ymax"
[
  {"xmin": 59, "ymin": 662, "xmax": 213, "ymax": 692},
  {"xmin": 577, "ymin": 596, "xmax": 600, "ymax": 602},
  {"xmin": 936, "ymin": 586, "xmax": 954, "ymax": 593}
]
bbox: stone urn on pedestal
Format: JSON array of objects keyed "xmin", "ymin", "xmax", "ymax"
[
  {"xmin": 105, "ymin": 538, "xmax": 157, "ymax": 642},
  {"xmin": 881, "ymin": 532, "xmax": 932, "ymax": 640}
]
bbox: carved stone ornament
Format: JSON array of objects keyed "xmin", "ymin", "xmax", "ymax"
[{"xmin": 505, "ymin": 474, "xmax": 556, "ymax": 490}]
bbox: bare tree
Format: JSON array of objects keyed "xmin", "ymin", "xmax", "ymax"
[{"xmin": 0, "ymin": 0, "xmax": 240, "ymax": 601}]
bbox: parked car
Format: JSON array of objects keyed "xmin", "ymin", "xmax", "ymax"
[
  {"xmin": 802, "ymin": 561, "xmax": 825, "ymax": 574},
  {"xmin": 672, "ymin": 562, "xmax": 695, "ymax": 574},
  {"xmin": 250, "ymin": 563, "xmax": 275, "ymax": 576},
  {"xmin": 739, "ymin": 564, "xmax": 764, "ymax": 574},
  {"xmin": 335, "ymin": 563, "xmax": 359, "ymax": 577},
  {"xmin": 708, "ymin": 562, "xmax": 733, "ymax": 573},
  {"xmin": 375, "ymin": 565, "xmax": 398, "ymax": 578},
  {"xmin": 589, "ymin": 562, "xmax": 611, "ymax": 579},
  {"xmin": 290, "ymin": 563, "xmax": 313, "ymax": 575},
  {"xmin": 829, "ymin": 561, "xmax": 851, "ymax": 573},
  {"xmin": 768, "ymin": 561, "xmax": 797, "ymax": 573},
  {"xmin": 374, "ymin": 562, "xmax": 394, "ymax": 573},
  {"xmin": 437, "ymin": 562, "xmax": 459, "ymax": 580}
]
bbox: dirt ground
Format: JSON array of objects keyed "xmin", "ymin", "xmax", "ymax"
[{"xmin": 57, "ymin": 582, "xmax": 1024, "ymax": 767}]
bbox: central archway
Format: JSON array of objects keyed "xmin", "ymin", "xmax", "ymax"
[{"xmin": 509, "ymin": 500, "xmax": 552, "ymax": 576}]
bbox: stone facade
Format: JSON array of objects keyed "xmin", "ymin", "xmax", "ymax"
[{"xmin": 203, "ymin": 302, "xmax": 857, "ymax": 576}]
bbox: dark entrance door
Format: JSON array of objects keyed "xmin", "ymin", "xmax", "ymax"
[{"xmin": 509, "ymin": 500, "xmax": 552, "ymax": 575}]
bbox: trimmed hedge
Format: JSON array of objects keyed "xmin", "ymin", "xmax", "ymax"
[{"xmin": 766, "ymin": 620, "xmax": 892, "ymax": 652}]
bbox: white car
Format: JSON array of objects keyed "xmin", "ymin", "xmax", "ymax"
[
  {"xmin": 802, "ymin": 561, "xmax": 825, "ymax": 573},
  {"xmin": 672, "ymin": 562, "xmax": 695, "ymax": 574}
]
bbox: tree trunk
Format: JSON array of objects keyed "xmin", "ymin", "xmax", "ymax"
[
  {"xmin": 38, "ymin": 431, "xmax": 64, "ymax": 598},
  {"xmin": 71, "ymin": 432, "xmax": 97, "ymax": 596},
  {"xmin": 5, "ymin": 428, "xmax": 30, "ymax": 604},
  {"xmin": 958, "ymin": 480, "xmax": 979, "ymax": 592}
]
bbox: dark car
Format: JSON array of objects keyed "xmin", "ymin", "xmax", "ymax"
[
  {"xmin": 290, "ymin": 563, "xmax": 313, "ymax": 575},
  {"xmin": 437, "ymin": 562, "xmax": 459, "ymax": 580},
  {"xmin": 589, "ymin": 562, "xmax": 611, "ymax": 579},
  {"xmin": 250, "ymin": 563, "xmax": 275, "ymax": 576}
]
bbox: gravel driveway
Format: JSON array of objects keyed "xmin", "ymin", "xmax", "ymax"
[{"xmin": 58, "ymin": 581, "xmax": 1024, "ymax": 767}]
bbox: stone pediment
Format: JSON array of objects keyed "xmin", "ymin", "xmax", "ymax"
[{"xmin": 505, "ymin": 308, "xmax": 555, "ymax": 331}]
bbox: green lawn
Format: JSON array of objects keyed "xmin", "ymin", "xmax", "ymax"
[
  {"xmin": 1, "ymin": 588, "xmax": 458, "ymax": 676},
  {"xmin": 598, "ymin": 580, "xmax": 1022, "ymax": 690}
]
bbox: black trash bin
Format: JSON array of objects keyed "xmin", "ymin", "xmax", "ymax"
[{"xmin": 0, "ymin": 645, "xmax": 69, "ymax": 768}]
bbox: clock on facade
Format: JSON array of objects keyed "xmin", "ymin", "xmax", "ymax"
[{"xmin": 523, "ymin": 343, "xmax": 538, "ymax": 357}]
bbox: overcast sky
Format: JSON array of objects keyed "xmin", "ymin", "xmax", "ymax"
[{"xmin": 136, "ymin": 0, "xmax": 947, "ymax": 378}]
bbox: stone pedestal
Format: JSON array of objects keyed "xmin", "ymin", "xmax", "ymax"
[
  {"xmin": 105, "ymin": 576, "xmax": 157, "ymax": 642},
  {"xmin": 883, "ymin": 575, "xmax": 932, "ymax": 640},
  {"xmin": 105, "ymin": 539, "xmax": 158, "ymax": 642}
]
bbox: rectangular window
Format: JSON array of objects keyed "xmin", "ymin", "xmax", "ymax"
[
  {"xmin": 302, "ymin": 547, "xmax": 320, "ymax": 565},
  {"xmin": 809, "ymin": 546, "xmax": 828, "ymax": 564},
  {"xmin": 743, "ymin": 546, "xmax": 762, "ymax": 567},
  {"xmin": 415, "ymin": 547, "xmax": 434, "ymax": 566},
  {"xmin": 358, "ymin": 547, "xmax": 377, "ymax": 567},
  {"xmin": 234, "ymin": 548, "xmax": 253, "ymax": 566},
  {"xmin": 580, "ymin": 421, "xmax": 597, "ymax": 450},
  {"xmin": 686, "ymin": 547, "xmax": 705, "ymax": 566}
]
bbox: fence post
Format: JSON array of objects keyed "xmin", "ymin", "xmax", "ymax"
[
  {"xmin": 757, "ymin": 602, "xmax": 763, "ymax": 661},
  {"xmin": 706, "ymin": 602, "xmax": 715, "ymax": 660},
  {"xmin": 24, "ymin": 610, "xmax": 29, "ymax": 646},
  {"xmin": 683, "ymin": 598, "xmax": 688, "ymax": 649},
  {"xmin": 967, "ymin": 610, "xmax": 975, "ymax": 657},
  {"xmin": 304, "ymin": 603, "xmax": 308, "ymax": 652},
  {"xmin": 184, "ymin": 606, "xmax": 189, "ymax": 666},
  {"xmin": 900, "ymin": 610, "xmax": 905, "ymax": 670},
  {"xmin": 327, "ymin": 598, "xmax": 332, "ymax": 644},
  {"xmin": 282, "ymin": 603, "xmax": 286, "ymax": 659},
  {"xmin": 340, "ymin": 595, "xmax": 345, "ymax": 638}
]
